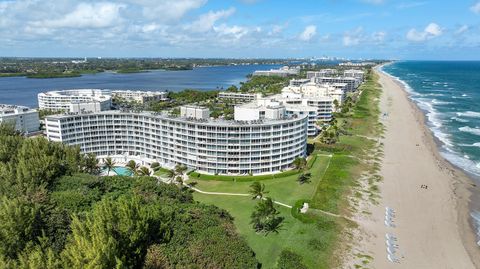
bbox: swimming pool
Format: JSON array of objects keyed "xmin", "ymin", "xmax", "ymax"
[{"xmin": 104, "ymin": 166, "xmax": 133, "ymax": 176}]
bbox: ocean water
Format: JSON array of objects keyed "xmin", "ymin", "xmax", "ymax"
[
  {"xmin": 0, "ymin": 64, "xmax": 280, "ymax": 107},
  {"xmin": 382, "ymin": 61, "xmax": 480, "ymax": 244}
]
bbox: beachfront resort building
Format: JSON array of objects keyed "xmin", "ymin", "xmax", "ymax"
[
  {"xmin": 45, "ymin": 105, "xmax": 308, "ymax": 175},
  {"xmin": 38, "ymin": 89, "xmax": 112, "ymax": 112},
  {"xmin": 312, "ymin": 76, "xmax": 360, "ymax": 92},
  {"xmin": 344, "ymin": 69, "xmax": 365, "ymax": 81},
  {"xmin": 253, "ymin": 66, "xmax": 300, "ymax": 77},
  {"xmin": 235, "ymin": 97, "xmax": 321, "ymax": 137},
  {"xmin": 111, "ymin": 90, "xmax": 168, "ymax": 104},
  {"xmin": 306, "ymin": 69, "xmax": 337, "ymax": 79},
  {"xmin": 0, "ymin": 104, "xmax": 40, "ymax": 133},
  {"xmin": 218, "ymin": 92, "xmax": 261, "ymax": 103}
]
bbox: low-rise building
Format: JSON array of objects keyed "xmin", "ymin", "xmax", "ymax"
[
  {"xmin": 218, "ymin": 92, "xmax": 261, "ymax": 103},
  {"xmin": 313, "ymin": 76, "xmax": 360, "ymax": 92},
  {"xmin": 344, "ymin": 69, "xmax": 365, "ymax": 81},
  {"xmin": 253, "ymin": 66, "xmax": 300, "ymax": 77},
  {"xmin": 38, "ymin": 89, "xmax": 112, "ymax": 112},
  {"xmin": 111, "ymin": 90, "xmax": 168, "ymax": 104},
  {"xmin": 0, "ymin": 104, "xmax": 40, "ymax": 133}
]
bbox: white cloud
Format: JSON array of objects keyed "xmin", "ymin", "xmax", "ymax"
[
  {"xmin": 455, "ymin": 25, "xmax": 469, "ymax": 35},
  {"xmin": 299, "ymin": 25, "xmax": 317, "ymax": 41},
  {"xmin": 372, "ymin": 31, "xmax": 386, "ymax": 43},
  {"xmin": 343, "ymin": 27, "xmax": 363, "ymax": 46},
  {"xmin": 406, "ymin": 22, "xmax": 442, "ymax": 42},
  {"xmin": 126, "ymin": 0, "xmax": 206, "ymax": 21},
  {"xmin": 471, "ymin": 1, "xmax": 480, "ymax": 14},
  {"xmin": 186, "ymin": 8, "xmax": 236, "ymax": 33},
  {"xmin": 213, "ymin": 24, "xmax": 249, "ymax": 39},
  {"xmin": 33, "ymin": 2, "xmax": 125, "ymax": 29},
  {"xmin": 361, "ymin": 0, "xmax": 384, "ymax": 4}
]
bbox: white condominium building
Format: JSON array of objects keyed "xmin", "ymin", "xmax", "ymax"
[
  {"xmin": 289, "ymin": 79, "xmax": 311, "ymax": 87},
  {"xmin": 306, "ymin": 69, "xmax": 338, "ymax": 79},
  {"xmin": 253, "ymin": 66, "xmax": 300, "ymax": 77},
  {"xmin": 218, "ymin": 92, "xmax": 261, "ymax": 103},
  {"xmin": 237, "ymin": 98, "xmax": 319, "ymax": 137},
  {"xmin": 343, "ymin": 69, "xmax": 365, "ymax": 81},
  {"xmin": 45, "ymin": 106, "xmax": 307, "ymax": 175},
  {"xmin": 0, "ymin": 104, "xmax": 40, "ymax": 133},
  {"xmin": 313, "ymin": 77, "xmax": 360, "ymax": 92},
  {"xmin": 339, "ymin": 62, "xmax": 375, "ymax": 67},
  {"xmin": 111, "ymin": 90, "xmax": 168, "ymax": 104},
  {"xmin": 38, "ymin": 89, "xmax": 112, "ymax": 112}
]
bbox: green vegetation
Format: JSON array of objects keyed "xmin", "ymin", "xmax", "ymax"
[
  {"xmin": 250, "ymin": 197, "xmax": 284, "ymax": 235},
  {"xmin": 193, "ymin": 68, "xmax": 383, "ymax": 268},
  {"xmin": 25, "ymin": 72, "xmax": 82, "ymax": 79},
  {"xmin": 0, "ymin": 57, "xmax": 290, "ymax": 79},
  {"xmin": 0, "ymin": 123, "xmax": 259, "ymax": 268},
  {"xmin": 238, "ymin": 75, "xmax": 290, "ymax": 96}
]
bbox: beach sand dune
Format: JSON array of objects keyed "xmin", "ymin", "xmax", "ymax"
[{"xmin": 353, "ymin": 68, "xmax": 480, "ymax": 268}]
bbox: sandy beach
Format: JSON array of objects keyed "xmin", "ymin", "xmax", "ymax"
[{"xmin": 351, "ymin": 67, "xmax": 480, "ymax": 268}]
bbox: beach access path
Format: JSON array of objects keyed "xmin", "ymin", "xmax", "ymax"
[{"xmin": 354, "ymin": 68, "xmax": 477, "ymax": 268}]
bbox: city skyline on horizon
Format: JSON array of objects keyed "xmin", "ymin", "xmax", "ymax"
[{"xmin": 1, "ymin": 0, "xmax": 480, "ymax": 60}]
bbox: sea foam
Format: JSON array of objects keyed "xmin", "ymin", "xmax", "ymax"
[{"xmin": 459, "ymin": 126, "xmax": 480, "ymax": 136}]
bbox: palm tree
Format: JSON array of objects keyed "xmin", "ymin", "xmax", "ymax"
[
  {"xmin": 297, "ymin": 172, "xmax": 311, "ymax": 184},
  {"xmin": 174, "ymin": 164, "xmax": 187, "ymax": 176},
  {"xmin": 126, "ymin": 160, "xmax": 140, "ymax": 175},
  {"xmin": 104, "ymin": 157, "xmax": 116, "ymax": 176},
  {"xmin": 250, "ymin": 197, "xmax": 284, "ymax": 234},
  {"xmin": 138, "ymin": 166, "xmax": 151, "ymax": 176},
  {"xmin": 249, "ymin": 181, "xmax": 268, "ymax": 200},
  {"xmin": 292, "ymin": 157, "xmax": 307, "ymax": 170}
]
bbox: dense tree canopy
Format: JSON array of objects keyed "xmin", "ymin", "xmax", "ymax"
[{"xmin": 0, "ymin": 124, "xmax": 259, "ymax": 268}]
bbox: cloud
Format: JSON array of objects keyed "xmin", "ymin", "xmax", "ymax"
[
  {"xmin": 126, "ymin": 0, "xmax": 206, "ymax": 21},
  {"xmin": 186, "ymin": 8, "xmax": 236, "ymax": 33},
  {"xmin": 372, "ymin": 31, "xmax": 386, "ymax": 43},
  {"xmin": 361, "ymin": 0, "xmax": 384, "ymax": 4},
  {"xmin": 343, "ymin": 27, "xmax": 363, "ymax": 46},
  {"xmin": 299, "ymin": 25, "xmax": 317, "ymax": 41},
  {"xmin": 455, "ymin": 25, "xmax": 469, "ymax": 35},
  {"xmin": 32, "ymin": 2, "xmax": 125, "ymax": 29},
  {"xmin": 406, "ymin": 22, "xmax": 442, "ymax": 42},
  {"xmin": 396, "ymin": 1, "xmax": 427, "ymax": 10},
  {"xmin": 471, "ymin": 1, "xmax": 480, "ymax": 14}
]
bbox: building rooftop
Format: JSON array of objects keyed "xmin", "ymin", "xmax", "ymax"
[
  {"xmin": 46, "ymin": 109, "xmax": 306, "ymax": 126},
  {"xmin": 0, "ymin": 104, "xmax": 34, "ymax": 114}
]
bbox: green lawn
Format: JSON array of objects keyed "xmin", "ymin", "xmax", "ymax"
[
  {"xmin": 194, "ymin": 192, "xmax": 342, "ymax": 269},
  {"xmin": 192, "ymin": 154, "xmax": 331, "ymax": 205}
]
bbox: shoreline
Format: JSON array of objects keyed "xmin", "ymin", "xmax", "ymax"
[
  {"xmin": 347, "ymin": 65, "xmax": 479, "ymax": 268},
  {"xmin": 377, "ymin": 65, "xmax": 480, "ymax": 267}
]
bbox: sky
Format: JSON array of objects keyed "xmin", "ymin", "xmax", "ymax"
[{"xmin": 1, "ymin": 0, "xmax": 480, "ymax": 60}]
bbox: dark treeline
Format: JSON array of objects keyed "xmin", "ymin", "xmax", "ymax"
[
  {"xmin": 0, "ymin": 58, "xmax": 291, "ymax": 78},
  {"xmin": 0, "ymin": 124, "xmax": 259, "ymax": 268}
]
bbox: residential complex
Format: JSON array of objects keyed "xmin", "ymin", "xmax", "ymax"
[
  {"xmin": 306, "ymin": 69, "xmax": 337, "ymax": 79},
  {"xmin": 0, "ymin": 104, "xmax": 40, "ymax": 133},
  {"xmin": 112, "ymin": 90, "xmax": 168, "ymax": 104},
  {"xmin": 343, "ymin": 69, "xmax": 365, "ymax": 81},
  {"xmin": 253, "ymin": 66, "xmax": 300, "ymax": 77},
  {"xmin": 218, "ymin": 92, "xmax": 261, "ymax": 103},
  {"xmin": 38, "ymin": 89, "xmax": 112, "ymax": 112},
  {"xmin": 45, "ymin": 105, "xmax": 308, "ymax": 175},
  {"xmin": 312, "ymin": 76, "xmax": 360, "ymax": 92}
]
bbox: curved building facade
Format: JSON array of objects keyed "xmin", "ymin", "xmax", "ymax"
[
  {"xmin": 45, "ymin": 111, "xmax": 308, "ymax": 175},
  {"xmin": 38, "ymin": 89, "xmax": 112, "ymax": 111}
]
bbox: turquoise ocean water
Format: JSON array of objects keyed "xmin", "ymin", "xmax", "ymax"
[{"xmin": 382, "ymin": 61, "xmax": 480, "ymax": 244}]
